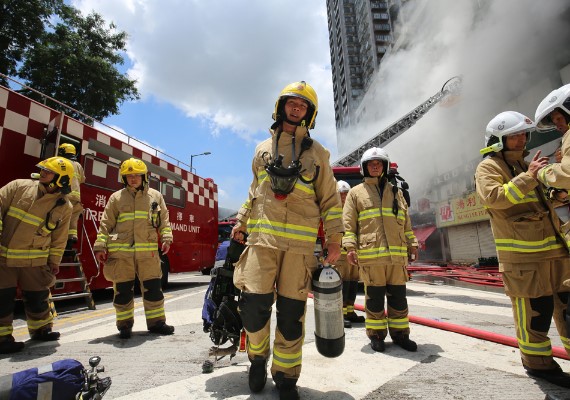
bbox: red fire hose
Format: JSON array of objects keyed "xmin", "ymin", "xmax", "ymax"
[{"xmin": 351, "ymin": 302, "xmax": 570, "ymax": 360}]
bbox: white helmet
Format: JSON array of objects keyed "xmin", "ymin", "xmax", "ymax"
[
  {"xmin": 360, "ymin": 147, "xmax": 390, "ymax": 176},
  {"xmin": 535, "ymin": 84, "xmax": 570, "ymax": 132},
  {"xmin": 337, "ymin": 180, "xmax": 350, "ymax": 193},
  {"xmin": 481, "ymin": 111, "xmax": 535, "ymax": 154}
]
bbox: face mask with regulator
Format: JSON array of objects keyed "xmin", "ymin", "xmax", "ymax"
[{"xmin": 263, "ymin": 131, "xmax": 320, "ymax": 200}]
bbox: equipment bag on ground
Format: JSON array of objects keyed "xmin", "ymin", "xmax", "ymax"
[{"xmin": 0, "ymin": 359, "xmax": 84, "ymax": 400}]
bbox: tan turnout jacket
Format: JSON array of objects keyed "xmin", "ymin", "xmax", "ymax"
[
  {"xmin": 342, "ymin": 176, "xmax": 417, "ymax": 266},
  {"xmin": 69, "ymin": 159, "xmax": 85, "ymax": 203},
  {"xmin": 475, "ymin": 150, "xmax": 568, "ymax": 264},
  {"xmin": 538, "ymin": 128, "xmax": 570, "ymax": 189},
  {"xmin": 0, "ymin": 179, "xmax": 72, "ymax": 267},
  {"xmin": 236, "ymin": 126, "xmax": 343, "ymax": 255},
  {"xmin": 94, "ymin": 185, "xmax": 173, "ymax": 260}
]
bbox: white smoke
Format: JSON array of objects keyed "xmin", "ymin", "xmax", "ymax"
[{"xmin": 337, "ymin": 0, "xmax": 570, "ymax": 201}]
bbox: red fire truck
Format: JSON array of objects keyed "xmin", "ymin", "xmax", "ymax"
[
  {"xmin": 0, "ymin": 83, "xmax": 218, "ymax": 300},
  {"xmin": 333, "ymin": 166, "xmax": 361, "ymax": 188}
]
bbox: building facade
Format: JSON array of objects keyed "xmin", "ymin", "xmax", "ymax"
[{"xmin": 326, "ymin": 0, "xmax": 405, "ymax": 132}]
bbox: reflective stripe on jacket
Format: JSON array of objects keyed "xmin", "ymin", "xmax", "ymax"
[
  {"xmin": 342, "ymin": 176, "xmax": 417, "ymax": 266},
  {"xmin": 236, "ymin": 126, "xmax": 343, "ymax": 255},
  {"xmin": 475, "ymin": 150, "xmax": 568, "ymax": 263},
  {"xmin": 93, "ymin": 185, "xmax": 173, "ymax": 259},
  {"xmin": 0, "ymin": 179, "xmax": 72, "ymax": 267}
]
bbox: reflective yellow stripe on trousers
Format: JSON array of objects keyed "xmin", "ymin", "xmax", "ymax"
[{"xmin": 515, "ymin": 297, "xmax": 552, "ymax": 356}]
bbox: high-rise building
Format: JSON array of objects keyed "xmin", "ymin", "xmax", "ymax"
[{"xmin": 326, "ymin": 0, "xmax": 404, "ymax": 131}]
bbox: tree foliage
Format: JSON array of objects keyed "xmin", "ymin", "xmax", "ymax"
[
  {"xmin": 0, "ymin": 0, "xmax": 63, "ymax": 84},
  {"xmin": 0, "ymin": 1, "xmax": 139, "ymax": 123}
]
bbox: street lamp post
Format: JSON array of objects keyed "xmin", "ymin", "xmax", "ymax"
[{"xmin": 190, "ymin": 151, "xmax": 212, "ymax": 174}]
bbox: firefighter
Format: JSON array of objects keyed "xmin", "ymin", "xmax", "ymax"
[
  {"xmin": 93, "ymin": 158, "xmax": 174, "ymax": 339},
  {"xmin": 334, "ymin": 180, "xmax": 364, "ymax": 329},
  {"xmin": 231, "ymin": 81, "xmax": 343, "ymax": 400},
  {"xmin": 475, "ymin": 111, "xmax": 570, "ymax": 388},
  {"xmin": 342, "ymin": 147, "xmax": 418, "ymax": 353},
  {"xmin": 0, "ymin": 157, "xmax": 73, "ymax": 354},
  {"xmin": 535, "ymin": 84, "xmax": 570, "ymax": 193},
  {"xmin": 58, "ymin": 143, "xmax": 85, "ymax": 246},
  {"xmin": 535, "ymin": 84, "xmax": 570, "ymax": 370}
]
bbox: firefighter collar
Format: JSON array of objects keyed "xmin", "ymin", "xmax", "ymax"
[
  {"xmin": 363, "ymin": 176, "xmax": 384, "ymax": 185},
  {"xmin": 270, "ymin": 125, "xmax": 309, "ymax": 139},
  {"xmin": 126, "ymin": 184, "xmax": 147, "ymax": 194},
  {"xmin": 500, "ymin": 150, "xmax": 528, "ymax": 163}
]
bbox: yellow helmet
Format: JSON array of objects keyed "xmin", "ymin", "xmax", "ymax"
[
  {"xmin": 58, "ymin": 143, "xmax": 77, "ymax": 158},
  {"xmin": 120, "ymin": 158, "xmax": 148, "ymax": 184},
  {"xmin": 36, "ymin": 157, "xmax": 74, "ymax": 193},
  {"xmin": 272, "ymin": 81, "xmax": 318, "ymax": 129}
]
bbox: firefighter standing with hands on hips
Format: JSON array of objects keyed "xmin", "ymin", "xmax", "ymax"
[
  {"xmin": 343, "ymin": 147, "xmax": 418, "ymax": 353},
  {"xmin": 0, "ymin": 157, "xmax": 73, "ymax": 354},
  {"xmin": 94, "ymin": 158, "xmax": 174, "ymax": 339},
  {"xmin": 231, "ymin": 81, "xmax": 343, "ymax": 400},
  {"xmin": 475, "ymin": 111, "xmax": 570, "ymax": 388},
  {"xmin": 57, "ymin": 143, "xmax": 85, "ymax": 247},
  {"xmin": 334, "ymin": 180, "xmax": 365, "ymax": 329}
]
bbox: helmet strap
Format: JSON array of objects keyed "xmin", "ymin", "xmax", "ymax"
[{"xmin": 44, "ymin": 181, "xmax": 58, "ymax": 193}]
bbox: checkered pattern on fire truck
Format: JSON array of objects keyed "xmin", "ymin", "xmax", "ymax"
[{"xmin": 0, "ymin": 86, "xmax": 217, "ymax": 209}]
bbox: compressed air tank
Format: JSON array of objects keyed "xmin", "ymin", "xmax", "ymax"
[{"xmin": 312, "ymin": 264, "xmax": 345, "ymax": 358}]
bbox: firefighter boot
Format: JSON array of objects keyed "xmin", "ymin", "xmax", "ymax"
[
  {"xmin": 524, "ymin": 362, "xmax": 570, "ymax": 388},
  {"xmin": 393, "ymin": 334, "xmax": 417, "ymax": 352},
  {"xmin": 344, "ymin": 318, "xmax": 352, "ymax": 328},
  {"xmin": 30, "ymin": 327, "xmax": 60, "ymax": 341},
  {"xmin": 0, "ymin": 336, "xmax": 25, "ymax": 354},
  {"xmin": 119, "ymin": 327, "xmax": 132, "ymax": 339},
  {"xmin": 274, "ymin": 372, "xmax": 299, "ymax": 400},
  {"xmin": 65, "ymin": 237, "xmax": 78, "ymax": 250},
  {"xmin": 148, "ymin": 321, "xmax": 175, "ymax": 335},
  {"xmin": 345, "ymin": 312, "xmax": 365, "ymax": 323},
  {"xmin": 248, "ymin": 356, "xmax": 267, "ymax": 393},
  {"xmin": 370, "ymin": 336, "xmax": 385, "ymax": 352}
]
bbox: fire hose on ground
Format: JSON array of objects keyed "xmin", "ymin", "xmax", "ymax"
[
  {"xmin": 307, "ymin": 294, "xmax": 570, "ymax": 361},
  {"xmin": 353, "ymin": 303, "xmax": 570, "ymax": 361}
]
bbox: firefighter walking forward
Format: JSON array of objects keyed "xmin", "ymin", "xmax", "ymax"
[
  {"xmin": 475, "ymin": 111, "xmax": 570, "ymax": 388},
  {"xmin": 0, "ymin": 157, "xmax": 73, "ymax": 354},
  {"xmin": 232, "ymin": 81, "xmax": 343, "ymax": 400},
  {"xmin": 94, "ymin": 158, "xmax": 174, "ymax": 339},
  {"xmin": 58, "ymin": 143, "xmax": 85, "ymax": 246},
  {"xmin": 334, "ymin": 180, "xmax": 365, "ymax": 329},
  {"xmin": 342, "ymin": 147, "xmax": 418, "ymax": 353}
]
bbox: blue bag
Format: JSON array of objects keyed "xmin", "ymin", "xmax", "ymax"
[{"xmin": 0, "ymin": 359, "xmax": 83, "ymax": 400}]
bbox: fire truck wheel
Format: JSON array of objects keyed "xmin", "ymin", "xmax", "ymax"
[
  {"xmin": 160, "ymin": 252, "xmax": 170, "ymax": 289},
  {"xmin": 201, "ymin": 267, "xmax": 212, "ymax": 276}
]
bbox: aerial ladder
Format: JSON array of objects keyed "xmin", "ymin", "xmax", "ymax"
[{"xmin": 332, "ymin": 76, "xmax": 462, "ymax": 167}]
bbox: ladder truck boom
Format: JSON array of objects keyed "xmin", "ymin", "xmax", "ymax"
[{"xmin": 332, "ymin": 76, "xmax": 462, "ymax": 167}]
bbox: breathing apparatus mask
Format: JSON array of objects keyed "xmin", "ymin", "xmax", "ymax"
[
  {"xmin": 265, "ymin": 154, "xmax": 301, "ymax": 196},
  {"xmin": 387, "ymin": 163, "xmax": 411, "ymax": 207},
  {"xmin": 263, "ymin": 132, "xmax": 319, "ymax": 199}
]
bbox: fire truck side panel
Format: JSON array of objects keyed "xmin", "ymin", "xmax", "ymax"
[{"xmin": 0, "ymin": 85, "xmax": 218, "ymax": 293}]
